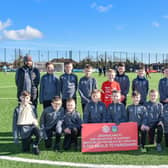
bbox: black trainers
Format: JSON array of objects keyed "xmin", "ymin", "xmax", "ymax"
[{"xmin": 32, "ymin": 145, "xmax": 40, "ymax": 155}]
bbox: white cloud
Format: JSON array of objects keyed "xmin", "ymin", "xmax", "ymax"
[
  {"xmin": 91, "ymin": 3, "xmax": 112, "ymax": 13},
  {"xmin": 2, "ymin": 25, "xmax": 43, "ymax": 40},
  {"xmin": 162, "ymin": 15, "xmax": 168, "ymax": 19},
  {"xmin": 115, "ymin": 25, "xmax": 126, "ymax": 31},
  {"xmin": 152, "ymin": 21, "xmax": 160, "ymax": 28},
  {"xmin": 0, "ymin": 19, "xmax": 11, "ymax": 31}
]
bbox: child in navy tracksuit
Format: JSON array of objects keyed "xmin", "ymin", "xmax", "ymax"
[
  {"xmin": 13, "ymin": 91, "xmax": 40, "ymax": 155},
  {"xmin": 127, "ymin": 91, "xmax": 149, "ymax": 152},
  {"xmin": 144, "ymin": 89, "xmax": 163, "ymax": 152},
  {"xmin": 78, "ymin": 64, "xmax": 97, "ymax": 112},
  {"xmin": 63, "ymin": 98, "xmax": 82, "ymax": 150},
  {"xmin": 107, "ymin": 90, "xmax": 127, "ymax": 124},
  {"xmin": 132, "ymin": 67, "xmax": 149, "ymax": 105},
  {"xmin": 60, "ymin": 62, "xmax": 78, "ymax": 109},
  {"xmin": 115, "ymin": 63, "xmax": 130, "ymax": 106},
  {"xmin": 40, "ymin": 96, "xmax": 64, "ymax": 151},
  {"xmin": 159, "ymin": 67, "xmax": 168, "ymax": 105},
  {"xmin": 83, "ymin": 89, "xmax": 107, "ymax": 123},
  {"xmin": 39, "ymin": 62, "xmax": 60, "ymax": 109},
  {"xmin": 163, "ymin": 104, "xmax": 168, "ymax": 147}
]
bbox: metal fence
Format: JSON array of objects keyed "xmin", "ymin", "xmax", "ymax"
[{"xmin": 1, "ymin": 48, "xmax": 168, "ymax": 65}]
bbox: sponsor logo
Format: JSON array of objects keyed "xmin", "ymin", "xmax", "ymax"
[
  {"xmin": 111, "ymin": 125, "xmax": 118, "ymax": 132},
  {"xmin": 102, "ymin": 126, "xmax": 110, "ymax": 133}
]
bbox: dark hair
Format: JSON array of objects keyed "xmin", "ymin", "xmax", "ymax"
[
  {"xmin": 118, "ymin": 62, "xmax": 125, "ymax": 67},
  {"xmin": 138, "ymin": 65, "xmax": 145, "ymax": 71},
  {"xmin": 85, "ymin": 64, "xmax": 93, "ymax": 69},
  {"xmin": 65, "ymin": 62, "xmax": 73, "ymax": 66},
  {"xmin": 132, "ymin": 91, "xmax": 141, "ymax": 97},
  {"xmin": 21, "ymin": 91, "xmax": 31, "ymax": 97},
  {"xmin": 112, "ymin": 90, "xmax": 121, "ymax": 95},
  {"xmin": 91, "ymin": 89, "xmax": 101, "ymax": 95},
  {"xmin": 45, "ymin": 62, "xmax": 54, "ymax": 68},
  {"xmin": 52, "ymin": 96, "xmax": 62, "ymax": 103}
]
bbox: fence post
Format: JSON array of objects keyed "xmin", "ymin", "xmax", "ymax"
[
  {"xmin": 79, "ymin": 50, "xmax": 81, "ymax": 62},
  {"xmin": 148, "ymin": 53, "xmax": 150, "ymax": 65},
  {"xmin": 38, "ymin": 50, "xmax": 40, "ymax": 62},
  {"xmin": 133, "ymin": 52, "xmax": 136, "ymax": 64},
  {"xmin": 4, "ymin": 48, "xmax": 6, "ymax": 63},
  {"xmin": 105, "ymin": 51, "xmax": 107, "ymax": 66},
  {"xmin": 141, "ymin": 52, "xmax": 143, "ymax": 64},
  {"xmin": 48, "ymin": 50, "xmax": 50, "ymax": 61},
  {"xmin": 15, "ymin": 48, "xmax": 17, "ymax": 66}
]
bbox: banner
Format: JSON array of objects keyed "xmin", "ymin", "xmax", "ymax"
[{"xmin": 82, "ymin": 122, "xmax": 138, "ymax": 152}]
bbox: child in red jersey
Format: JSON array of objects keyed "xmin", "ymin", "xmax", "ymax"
[{"xmin": 101, "ymin": 69, "xmax": 121, "ymax": 107}]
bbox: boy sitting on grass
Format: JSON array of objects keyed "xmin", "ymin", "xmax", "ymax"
[
  {"xmin": 107, "ymin": 90, "xmax": 127, "ymax": 124},
  {"xmin": 63, "ymin": 98, "xmax": 82, "ymax": 151},
  {"xmin": 13, "ymin": 91, "xmax": 40, "ymax": 155},
  {"xmin": 83, "ymin": 89, "xmax": 107, "ymax": 123},
  {"xmin": 127, "ymin": 91, "xmax": 149, "ymax": 152},
  {"xmin": 144, "ymin": 89, "xmax": 163, "ymax": 152},
  {"xmin": 40, "ymin": 96, "xmax": 64, "ymax": 152}
]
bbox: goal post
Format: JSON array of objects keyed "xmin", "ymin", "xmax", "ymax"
[
  {"xmin": 52, "ymin": 62, "xmax": 64, "ymax": 73},
  {"xmin": 33, "ymin": 62, "xmax": 64, "ymax": 73}
]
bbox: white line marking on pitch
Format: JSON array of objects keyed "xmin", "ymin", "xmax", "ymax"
[{"xmin": 0, "ymin": 156, "xmax": 167, "ymax": 168}]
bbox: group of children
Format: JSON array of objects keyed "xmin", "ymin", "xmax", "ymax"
[{"xmin": 12, "ymin": 61, "xmax": 168, "ymax": 154}]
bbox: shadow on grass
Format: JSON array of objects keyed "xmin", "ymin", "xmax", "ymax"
[
  {"xmin": 0, "ymin": 143, "xmax": 22, "ymax": 155},
  {"xmin": 0, "ymin": 132, "xmax": 12, "ymax": 137}
]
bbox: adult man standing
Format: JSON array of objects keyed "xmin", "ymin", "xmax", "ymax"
[{"xmin": 15, "ymin": 55, "xmax": 40, "ymax": 108}]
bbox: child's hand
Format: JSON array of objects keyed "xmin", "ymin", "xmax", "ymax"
[
  {"xmin": 33, "ymin": 119, "xmax": 38, "ymax": 126},
  {"xmin": 64, "ymin": 128, "xmax": 71, "ymax": 134},
  {"xmin": 158, "ymin": 121, "xmax": 164, "ymax": 128},
  {"xmin": 144, "ymin": 125, "xmax": 150, "ymax": 131},
  {"xmin": 73, "ymin": 128, "xmax": 78, "ymax": 133},
  {"xmin": 141, "ymin": 124, "xmax": 149, "ymax": 131}
]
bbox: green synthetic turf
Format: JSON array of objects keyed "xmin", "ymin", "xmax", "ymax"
[{"xmin": 0, "ymin": 72, "xmax": 167, "ymax": 168}]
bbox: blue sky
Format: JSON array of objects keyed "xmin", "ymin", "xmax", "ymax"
[{"xmin": 1, "ymin": 0, "xmax": 168, "ymax": 52}]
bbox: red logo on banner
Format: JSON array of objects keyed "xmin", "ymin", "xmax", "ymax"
[{"xmin": 82, "ymin": 122, "xmax": 138, "ymax": 152}]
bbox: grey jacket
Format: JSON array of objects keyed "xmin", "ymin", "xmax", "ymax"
[
  {"xmin": 13, "ymin": 104, "xmax": 38, "ymax": 140},
  {"xmin": 159, "ymin": 77, "xmax": 168, "ymax": 103},
  {"xmin": 127, "ymin": 104, "xmax": 148, "ymax": 126},
  {"xmin": 144, "ymin": 101, "xmax": 163, "ymax": 127},
  {"xmin": 63, "ymin": 110, "xmax": 82, "ymax": 130},
  {"xmin": 60, "ymin": 73, "xmax": 78, "ymax": 99},
  {"xmin": 163, "ymin": 104, "xmax": 168, "ymax": 133},
  {"xmin": 40, "ymin": 106, "xmax": 64, "ymax": 133},
  {"xmin": 132, "ymin": 76, "xmax": 149, "ymax": 104},
  {"xmin": 115, "ymin": 73, "xmax": 130, "ymax": 96},
  {"xmin": 78, "ymin": 76, "xmax": 97, "ymax": 104},
  {"xmin": 39, "ymin": 73, "xmax": 60, "ymax": 103},
  {"xmin": 83, "ymin": 101, "xmax": 107, "ymax": 123},
  {"xmin": 107, "ymin": 102, "xmax": 127, "ymax": 123},
  {"xmin": 15, "ymin": 66, "xmax": 40, "ymax": 101}
]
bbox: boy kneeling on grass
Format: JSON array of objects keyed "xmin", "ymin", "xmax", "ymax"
[
  {"xmin": 63, "ymin": 98, "xmax": 82, "ymax": 151},
  {"xmin": 107, "ymin": 90, "xmax": 127, "ymax": 124},
  {"xmin": 13, "ymin": 91, "xmax": 40, "ymax": 155},
  {"xmin": 144, "ymin": 89, "xmax": 163, "ymax": 152},
  {"xmin": 83, "ymin": 89, "xmax": 107, "ymax": 123},
  {"xmin": 40, "ymin": 96, "xmax": 64, "ymax": 152},
  {"xmin": 127, "ymin": 91, "xmax": 149, "ymax": 152}
]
